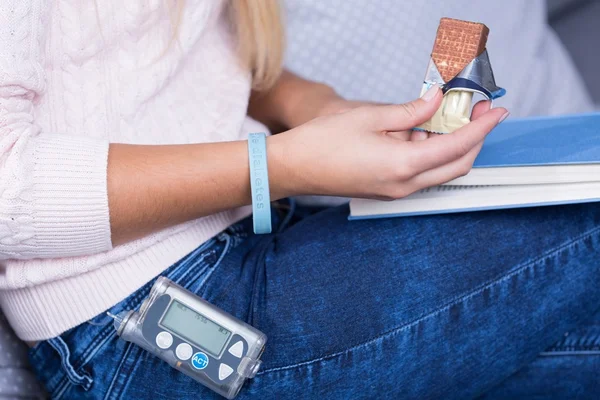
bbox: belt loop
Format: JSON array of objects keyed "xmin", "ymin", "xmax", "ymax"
[{"xmin": 47, "ymin": 337, "xmax": 93, "ymax": 391}]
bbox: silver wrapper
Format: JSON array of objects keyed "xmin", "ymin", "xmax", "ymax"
[{"xmin": 423, "ymin": 50, "xmax": 505, "ymax": 100}]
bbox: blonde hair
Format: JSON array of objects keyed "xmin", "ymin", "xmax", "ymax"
[
  {"xmin": 228, "ymin": 0, "xmax": 285, "ymax": 91},
  {"xmin": 124, "ymin": 0, "xmax": 285, "ymax": 91}
]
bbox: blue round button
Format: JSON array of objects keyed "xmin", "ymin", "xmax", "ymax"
[{"xmin": 191, "ymin": 352, "xmax": 209, "ymax": 370}]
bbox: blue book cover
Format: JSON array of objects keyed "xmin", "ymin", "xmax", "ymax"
[
  {"xmin": 349, "ymin": 112, "xmax": 600, "ymax": 220},
  {"xmin": 473, "ymin": 112, "xmax": 600, "ymax": 168}
]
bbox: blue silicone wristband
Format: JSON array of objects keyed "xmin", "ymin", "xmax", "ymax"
[{"xmin": 247, "ymin": 133, "xmax": 272, "ymax": 234}]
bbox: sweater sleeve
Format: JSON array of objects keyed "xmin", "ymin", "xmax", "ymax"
[{"xmin": 0, "ymin": 0, "xmax": 112, "ymax": 260}]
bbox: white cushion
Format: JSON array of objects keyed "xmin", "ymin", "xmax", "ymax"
[{"xmin": 283, "ymin": 0, "xmax": 594, "ymax": 117}]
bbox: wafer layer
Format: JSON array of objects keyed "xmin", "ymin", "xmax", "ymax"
[{"xmin": 431, "ymin": 18, "xmax": 489, "ymax": 82}]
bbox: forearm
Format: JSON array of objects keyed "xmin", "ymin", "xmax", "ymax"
[
  {"xmin": 107, "ymin": 90, "xmax": 503, "ymax": 247},
  {"xmin": 107, "ymin": 139, "xmax": 291, "ymax": 246},
  {"xmin": 248, "ymin": 70, "xmax": 338, "ymax": 132}
]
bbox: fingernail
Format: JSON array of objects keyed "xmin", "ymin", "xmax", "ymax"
[
  {"xmin": 412, "ymin": 131, "xmax": 428, "ymax": 141},
  {"xmin": 421, "ymin": 84, "xmax": 439, "ymax": 102},
  {"xmin": 499, "ymin": 111, "xmax": 510, "ymax": 123}
]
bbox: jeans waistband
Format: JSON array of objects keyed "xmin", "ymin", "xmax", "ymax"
[
  {"xmin": 28, "ymin": 225, "xmax": 246, "ymax": 397},
  {"xmin": 27, "ymin": 200, "xmax": 299, "ymax": 397}
]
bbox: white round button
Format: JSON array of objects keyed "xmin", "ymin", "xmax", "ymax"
[
  {"xmin": 176, "ymin": 343, "xmax": 193, "ymax": 360},
  {"xmin": 155, "ymin": 331, "xmax": 173, "ymax": 349}
]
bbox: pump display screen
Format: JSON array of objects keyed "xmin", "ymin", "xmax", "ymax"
[{"xmin": 160, "ymin": 300, "xmax": 231, "ymax": 357}]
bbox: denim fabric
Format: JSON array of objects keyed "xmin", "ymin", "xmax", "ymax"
[
  {"xmin": 29, "ymin": 201, "xmax": 600, "ymax": 399},
  {"xmin": 479, "ymin": 307, "xmax": 600, "ymax": 399}
]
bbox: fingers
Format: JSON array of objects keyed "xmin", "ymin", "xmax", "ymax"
[
  {"xmin": 407, "ymin": 140, "xmax": 484, "ymax": 190},
  {"xmin": 384, "ymin": 130, "xmax": 413, "ymax": 141},
  {"xmin": 471, "ymin": 100, "xmax": 492, "ymax": 120},
  {"xmin": 409, "ymin": 101, "xmax": 500, "ymax": 187},
  {"xmin": 409, "ymin": 100, "xmax": 491, "ymax": 142},
  {"xmin": 405, "ymin": 107, "xmax": 508, "ymax": 173},
  {"xmin": 367, "ymin": 85, "xmax": 443, "ymax": 132},
  {"xmin": 410, "ymin": 130, "xmax": 430, "ymax": 141}
]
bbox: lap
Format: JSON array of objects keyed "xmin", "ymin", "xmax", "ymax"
[
  {"xmin": 238, "ymin": 202, "xmax": 600, "ymax": 398},
  {"xmin": 29, "ymin": 202, "xmax": 600, "ymax": 399}
]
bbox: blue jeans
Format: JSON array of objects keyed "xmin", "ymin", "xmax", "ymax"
[{"xmin": 29, "ymin": 201, "xmax": 600, "ymax": 399}]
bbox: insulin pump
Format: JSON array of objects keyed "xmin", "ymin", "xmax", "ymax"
[{"xmin": 110, "ymin": 277, "xmax": 267, "ymax": 399}]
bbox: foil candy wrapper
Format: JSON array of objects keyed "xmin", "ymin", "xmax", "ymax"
[
  {"xmin": 416, "ymin": 50, "xmax": 506, "ymax": 134},
  {"xmin": 437, "ymin": 49, "xmax": 505, "ymax": 100}
]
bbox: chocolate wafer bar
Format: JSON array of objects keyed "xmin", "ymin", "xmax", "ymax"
[
  {"xmin": 416, "ymin": 18, "xmax": 493, "ymax": 134},
  {"xmin": 431, "ymin": 18, "xmax": 489, "ymax": 83}
]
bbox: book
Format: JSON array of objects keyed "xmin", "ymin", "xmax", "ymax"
[
  {"xmin": 349, "ymin": 182, "xmax": 600, "ymax": 219},
  {"xmin": 348, "ymin": 112, "xmax": 600, "ymax": 219},
  {"xmin": 445, "ymin": 112, "xmax": 600, "ymax": 185}
]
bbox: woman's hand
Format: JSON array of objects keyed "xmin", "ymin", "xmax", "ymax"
[
  {"xmin": 106, "ymin": 85, "xmax": 505, "ymax": 246},
  {"xmin": 248, "ymin": 68, "xmax": 444, "ymax": 144},
  {"xmin": 310, "ymin": 89, "xmax": 435, "ymax": 142},
  {"xmin": 267, "ymin": 85, "xmax": 508, "ymax": 200},
  {"xmin": 314, "ymin": 94, "xmax": 373, "ymax": 118}
]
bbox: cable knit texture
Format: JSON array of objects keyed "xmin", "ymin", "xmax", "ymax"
[{"xmin": 0, "ymin": 0, "xmax": 260, "ymax": 340}]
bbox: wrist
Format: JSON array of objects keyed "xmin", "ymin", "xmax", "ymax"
[
  {"xmin": 249, "ymin": 70, "xmax": 340, "ymax": 131},
  {"xmin": 281, "ymin": 82, "xmax": 338, "ymax": 128},
  {"xmin": 265, "ymin": 132, "xmax": 306, "ymax": 200}
]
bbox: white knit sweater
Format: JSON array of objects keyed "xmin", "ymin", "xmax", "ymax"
[{"xmin": 0, "ymin": 0, "xmax": 258, "ymax": 340}]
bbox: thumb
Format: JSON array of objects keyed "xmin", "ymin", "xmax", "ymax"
[{"xmin": 369, "ymin": 84, "xmax": 442, "ymax": 131}]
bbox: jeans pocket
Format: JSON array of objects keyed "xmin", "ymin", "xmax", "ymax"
[
  {"xmin": 103, "ymin": 231, "xmax": 245, "ymax": 399},
  {"xmin": 28, "ymin": 228, "xmax": 248, "ymax": 399}
]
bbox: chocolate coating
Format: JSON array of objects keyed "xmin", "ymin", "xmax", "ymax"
[{"xmin": 431, "ymin": 18, "xmax": 489, "ymax": 82}]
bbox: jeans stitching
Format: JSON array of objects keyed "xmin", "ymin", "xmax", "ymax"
[
  {"xmin": 47, "ymin": 338, "xmax": 93, "ymax": 393},
  {"xmin": 74, "ymin": 244, "xmax": 220, "ymax": 369},
  {"xmin": 48, "ymin": 330, "xmax": 114, "ymax": 397},
  {"xmin": 96, "ymin": 234, "xmax": 235, "ymax": 399},
  {"xmin": 257, "ymin": 224, "xmax": 600, "ymax": 375},
  {"xmin": 44, "ymin": 240, "xmax": 224, "ymax": 397},
  {"xmin": 171, "ymin": 251, "xmax": 215, "ymax": 289},
  {"xmin": 276, "ymin": 198, "xmax": 296, "ymax": 234},
  {"xmin": 194, "ymin": 233, "xmax": 234, "ymax": 297},
  {"xmin": 54, "ymin": 381, "xmax": 70, "ymax": 400},
  {"xmin": 539, "ymin": 350, "xmax": 600, "ymax": 356},
  {"xmin": 104, "ymin": 342, "xmax": 141, "ymax": 400},
  {"xmin": 248, "ymin": 238, "xmax": 275, "ymax": 327},
  {"xmin": 48, "ymin": 341, "xmax": 71, "ymax": 399},
  {"xmin": 31, "ymin": 226, "xmax": 249, "ymax": 398},
  {"xmin": 544, "ymin": 334, "xmax": 600, "ymax": 352}
]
